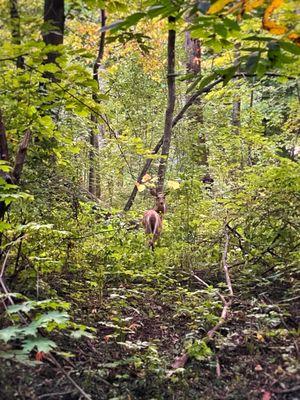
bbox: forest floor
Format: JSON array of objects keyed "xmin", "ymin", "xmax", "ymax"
[{"xmin": 0, "ymin": 267, "xmax": 299, "ymax": 400}]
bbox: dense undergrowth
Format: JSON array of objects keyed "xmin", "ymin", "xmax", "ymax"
[{"xmin": 0, "ymin": 0, "xmax": 300, "ymax": 399}]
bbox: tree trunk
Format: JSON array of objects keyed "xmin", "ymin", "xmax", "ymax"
[
  {"xmin": 185, "ymin": 32, "xmax": 209, "ymax": 168},
  {"xmin": 232, "ymin": 43, "xmax": 241, "ymax": 131},
  {"xmin": 157, "ymin": 16, "xmax": 176, "ymax": 193},
  {"xmin": 42, "ymin": 0, "xmax": 65, "ymax": 65},
  {"xmin": 9, "ymin": 0, "xmax": 24, "ymax": 69},
  {"xmin": 89, "ymin": 9, "xmax": 106, "ymax": 197},
  {"xmin": 0, "ymin": 110, "xmax": 9, "ymax": 162},
  {"xmin": 12, "ymin": 130, "xmax": 32, "ymax": 184}
]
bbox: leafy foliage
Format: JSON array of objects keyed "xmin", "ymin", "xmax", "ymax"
[{"xmin": 0, "ymin": 0, "xmax": 299, "ymax": 398}]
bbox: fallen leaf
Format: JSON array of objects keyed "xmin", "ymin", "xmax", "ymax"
[
  {"xmin": 129, "ymin": 323, "xmax": 140, "ymax": 332},
  {"xmin": 255, "ymin": 364, "xmax": 263, "ymax": 371},
  {"xmin": 103, "ymin": 335, "xmax": 112, "ymax": 343},
  {"xmin": 262, "ymin": 390, "xmax": 272, "ymax": 400},
  {"xmin": 257, "ymin": 332, "xmax": 265, "ymax": 342},
  {"xmin": 35, "ymin": 351, "xmax": 46, "ymax": 361}
]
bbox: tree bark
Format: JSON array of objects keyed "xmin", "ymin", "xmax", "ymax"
[
  {"xmin": 185, "ymin": 33, "xmax": 209, "ymax": 168},
  {"xmin": 42, "ymin": 0, "xmax": 65, "ymax": 65},
  {"xmin": 0, "ymin": 110, "xmax": 9, "ymax": 162},
  {"xmin": 9, "ymin": 0, "xmax": 24, "ymax": 69},
  {"xmin": 12, "ymin": 130, "xmax": 31, "ymax": 184},
  {"xmin": 157, "ymin": 16, "xmax": 176, "ymax": 193},
  {"xmin": 89, "ymin": 9, "xmax": 106, "ymax": 197}
]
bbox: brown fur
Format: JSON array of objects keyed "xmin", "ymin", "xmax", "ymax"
[{"xmin": 142, "ymin": 190, "xmax": 167, "ymax": 250}]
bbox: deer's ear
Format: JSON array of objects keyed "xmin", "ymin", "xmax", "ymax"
[{"xmin": 149, "ymin": 188, "xmax": 157, "ymax": 197}]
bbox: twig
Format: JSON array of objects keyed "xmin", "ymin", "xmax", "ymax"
[
  {"xmin": 216, "ymin": 356, "xmax": 221, "ymax": 377},
  {"xmin": 0, "ymin": 248, "xmax": 10, "ymax": 278},
  {"xmin": 38, "ymin": 391, "xmax": 75, "ymax": 399},
  {"xmin": 46, "ymin": 354, "xmax": 92, "ymax": 400},
  {"xmin": 207, "ymin": 298, "xmax": 232, "ymax": 338},
  {"xmin": 272, "ymin": 385, "xmax": 300, "ymax": 394}
]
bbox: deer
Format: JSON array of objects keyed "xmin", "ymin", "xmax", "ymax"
[{"xmin": 142, "ymin": 188, "xmax": 167, "ymax": 250}]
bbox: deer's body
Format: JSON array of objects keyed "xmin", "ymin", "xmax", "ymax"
[{"xmin": 142, "ymin": 189, "xmax": 166, "ymax": 250}]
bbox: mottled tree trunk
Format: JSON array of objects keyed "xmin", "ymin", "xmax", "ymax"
[
  {"xmin": 157, "ymin": 16, "xmax": 176, "ymax": 193},
  {"xmin": 185, "ymin": 32, "xmax": 209, "ymax": 168}
]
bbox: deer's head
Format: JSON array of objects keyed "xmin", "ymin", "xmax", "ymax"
[{"xmin": 150, "ymin": 188, "xmax": 167, "ymax": 214}]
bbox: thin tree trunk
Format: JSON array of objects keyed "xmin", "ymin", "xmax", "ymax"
[
  {"xmin": 42, "ymin": 0, "xmax": 65, "ymax": 65},
  {"xmin": 0, "ymin": 110, "xmax": 9, "ymax": 162},
  {"xmin": 232, "ymin": 43, "xmax": 241, "ymax": 131},
  {"xmin": 89, "ymin": 9, "xmax": 106, "ymax": 196},
  {"xmin": 9, "ymin": 0, "xmax": 24, "ymax": 69},
  {"xmin": 157, "ymin": 16, "xmax": 176, "ymax": 193}
]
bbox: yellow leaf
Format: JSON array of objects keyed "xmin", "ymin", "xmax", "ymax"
[
  {"xmin": 167, "ymin": 180, "xmax": 180, "ymax": 190},
  {"xmin": 262, "ymin": 0, "xmax": 287, "ymax": 35},
  {"xmin": 142, "ymin": 174, "xmax": 151, "ymax": 183},
  {"xmin": 208, "ymin": 0, "xmax": 233, "ymax": 14},
  {"xmin": 256, "ymin": 332, "xmax": 265, "ymax": 342},
  {"xmin": 244, "ymin": 0, "xmax": 264, "ymax": 12},
  {"xmin": 136, "ymin": 183, "xmax": 146, "ymax": 192}
]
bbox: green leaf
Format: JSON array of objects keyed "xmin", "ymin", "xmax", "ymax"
[
  {"xmin": 205, "ymin": 38, "xmax": 223, "ymax": 52},
  {"xmin": 23, "ymin": 337, "xmax": 57, "ymax": 353},
  {"xmin": 244, "ymin": 36, "xmax": 274, "ymax": 42},
  {"xmin": 0, "ymin": 326, "xmax": 23, "ymax": 342},
  {"xmin": 189, "ymin": 73, "xmax": 217, "ymax": 94},
  {"xmin": 186, "ymin": 74, "xmax": 203, "ymax": 94},
  {"xmin": 214, "ymin": 23, "xmax": 227, "ymax": 38},
  {"xmin": 35, "ymin": 311, "xmax": 70, "ymax": 327},
  {"xmin": 0, "ymin": 221, "xmax": 11, "ymax": 232},
  {"xmin": 278, "ymin": 41, "xmax": 300, "ymax": 55},
  {"xmin": 70, "ymin": 329, "xmax": 95, "ymax": 339}
]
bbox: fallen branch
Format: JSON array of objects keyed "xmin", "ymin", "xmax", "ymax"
[{"xmin": 46, "ymin": 354, "xmax": 92, "ymax": 400}]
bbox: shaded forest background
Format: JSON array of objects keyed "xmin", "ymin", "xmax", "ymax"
[{"xmin": 0, "ymin": 0, "xmax": 299, "ymax": 399}]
